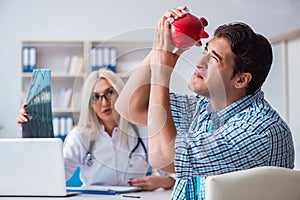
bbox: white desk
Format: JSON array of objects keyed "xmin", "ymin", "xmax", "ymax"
[{"xmin": 0, "ymin": 189, "xmax": 172, "ymax": 200}]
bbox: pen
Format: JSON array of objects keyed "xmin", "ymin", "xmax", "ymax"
[{"xmin": 122, "ymin": 194, "xmax": 141, "ymax": 198}]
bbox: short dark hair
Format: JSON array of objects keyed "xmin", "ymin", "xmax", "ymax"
[{"xmin": 214, "ymin": 22, "xmax": 273, "ymax": 94}]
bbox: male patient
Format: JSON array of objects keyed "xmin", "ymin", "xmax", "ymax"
[{"xmin": 116, "ymin": 6, "xmax": 295, "ymax": 200}]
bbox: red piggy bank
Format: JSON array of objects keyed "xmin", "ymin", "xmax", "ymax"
[{"xmin": 169, "ymin": 11, "xmax": 209, "ymax": 49}]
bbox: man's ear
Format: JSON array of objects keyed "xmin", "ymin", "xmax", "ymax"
[{"xmin": 234, "ymin": 72, "xmax": 252, "ymax": 89}]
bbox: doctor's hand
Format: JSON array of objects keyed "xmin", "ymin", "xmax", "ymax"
[
  {"xmin": 128, "ymin": 175, "xmax": 175, "ymax": 191},
  {"xmin": 16, "ymin": 105, "xmax": 31, "ymax": 129}
]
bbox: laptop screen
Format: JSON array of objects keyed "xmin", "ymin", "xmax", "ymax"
[{"xmin": 0, "ymin": 138, "xmax": 67, "ymax": 196}]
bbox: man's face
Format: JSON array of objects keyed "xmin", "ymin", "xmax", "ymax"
[{"xmin": 189, "ymin": 36, "xmax": 236, "ymax": 100}]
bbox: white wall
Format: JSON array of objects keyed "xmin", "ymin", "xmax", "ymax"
[
  {"xmin": 287, "ymin": 38, "xmax": 300, "ymax": 169},
  {"xmin": 262, "ymin": 44, "xmax": 286, "ymax": 119}
]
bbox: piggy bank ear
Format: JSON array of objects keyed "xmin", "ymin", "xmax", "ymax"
[
  {"xmin": 199, "ymin": 17, "xmax": 209, "ymax": 39},
  {"xmin": 196, "ymin": 17, "xmax": 209, "ymax": 47},
  {"xmin": 199, "ymin": 17, "xmax": 208, "ymax": 27}
]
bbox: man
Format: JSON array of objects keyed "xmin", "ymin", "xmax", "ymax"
[{"xmin": 115, "ymin": 6, "xmax": 294, "ymax": 200}]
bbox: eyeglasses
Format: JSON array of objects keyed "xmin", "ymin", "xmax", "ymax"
[{"xmin": 91, "ymin": 87, "xmax": 118, "ymax": 104}]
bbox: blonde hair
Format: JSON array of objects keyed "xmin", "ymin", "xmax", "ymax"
[{"xmin": 77, "ymin": 69, "xmax": 128, "ymax": 141}]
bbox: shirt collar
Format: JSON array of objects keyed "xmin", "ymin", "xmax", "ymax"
[
  {"xmin": 100, "ymin": 124, "xmax": 119, "ymax": 136},
  {"xmin": 207, "ymin": 90, "xmax": 264, "ymax": 129}
]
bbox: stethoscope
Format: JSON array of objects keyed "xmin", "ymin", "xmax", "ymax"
[{"xmin": 83, "ymin": 123, "xmax": 148, "ymax": 166}]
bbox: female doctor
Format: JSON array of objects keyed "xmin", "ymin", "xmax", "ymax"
[{"xmin": 17, "ymin": 69, "xmax": 175, "ymax": 191}]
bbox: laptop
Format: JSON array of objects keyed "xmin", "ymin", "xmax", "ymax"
[{"xmin": 0, "ymin": 138, "xmax": 75, "ymax": 197}]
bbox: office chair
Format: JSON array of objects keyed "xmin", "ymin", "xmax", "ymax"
[
  {"xmin": 205, "ymin": 166, "xmax": 300, "ymax": 200},
  {"xmin": 66, "ymin": 167, "xmax": 82, "ymax": 187}
]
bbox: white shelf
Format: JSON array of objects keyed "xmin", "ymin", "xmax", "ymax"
[
  {"xmin": 88, "ymin": 40, "xmax": 152, "ymax": 73},
  {"xmin": 21, "ymin": 40, "xmax": 152, "ymax": 119},
  {"xmin": 22, "ymin": 73, "xmax": 85, "ymax": 79},
  {"xmin": 52, "ymin": 107, "xmax": 80, "ymax": 114},
  {"xmin": 21, "ymin": 40, "xmax": 86, "ymax": 118}
]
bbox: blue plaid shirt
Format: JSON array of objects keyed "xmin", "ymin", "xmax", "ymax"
[{"xmin": 170, "ymin": 90, "xmax": 294, "ymax": 200}]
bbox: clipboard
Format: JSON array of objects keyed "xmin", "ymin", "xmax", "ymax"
[{"xmin": 66, "ymin": 185, "xmax": 141, "ymax": 195}]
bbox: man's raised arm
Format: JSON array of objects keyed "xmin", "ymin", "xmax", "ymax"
[{"xmin": 115, "ymin": 53, "xmax": 152, "ymax": 126}]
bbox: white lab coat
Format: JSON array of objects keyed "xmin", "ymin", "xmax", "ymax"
[{"xmin": 63, "ymin": 124, "xmax": 150, "ymax": 186}]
